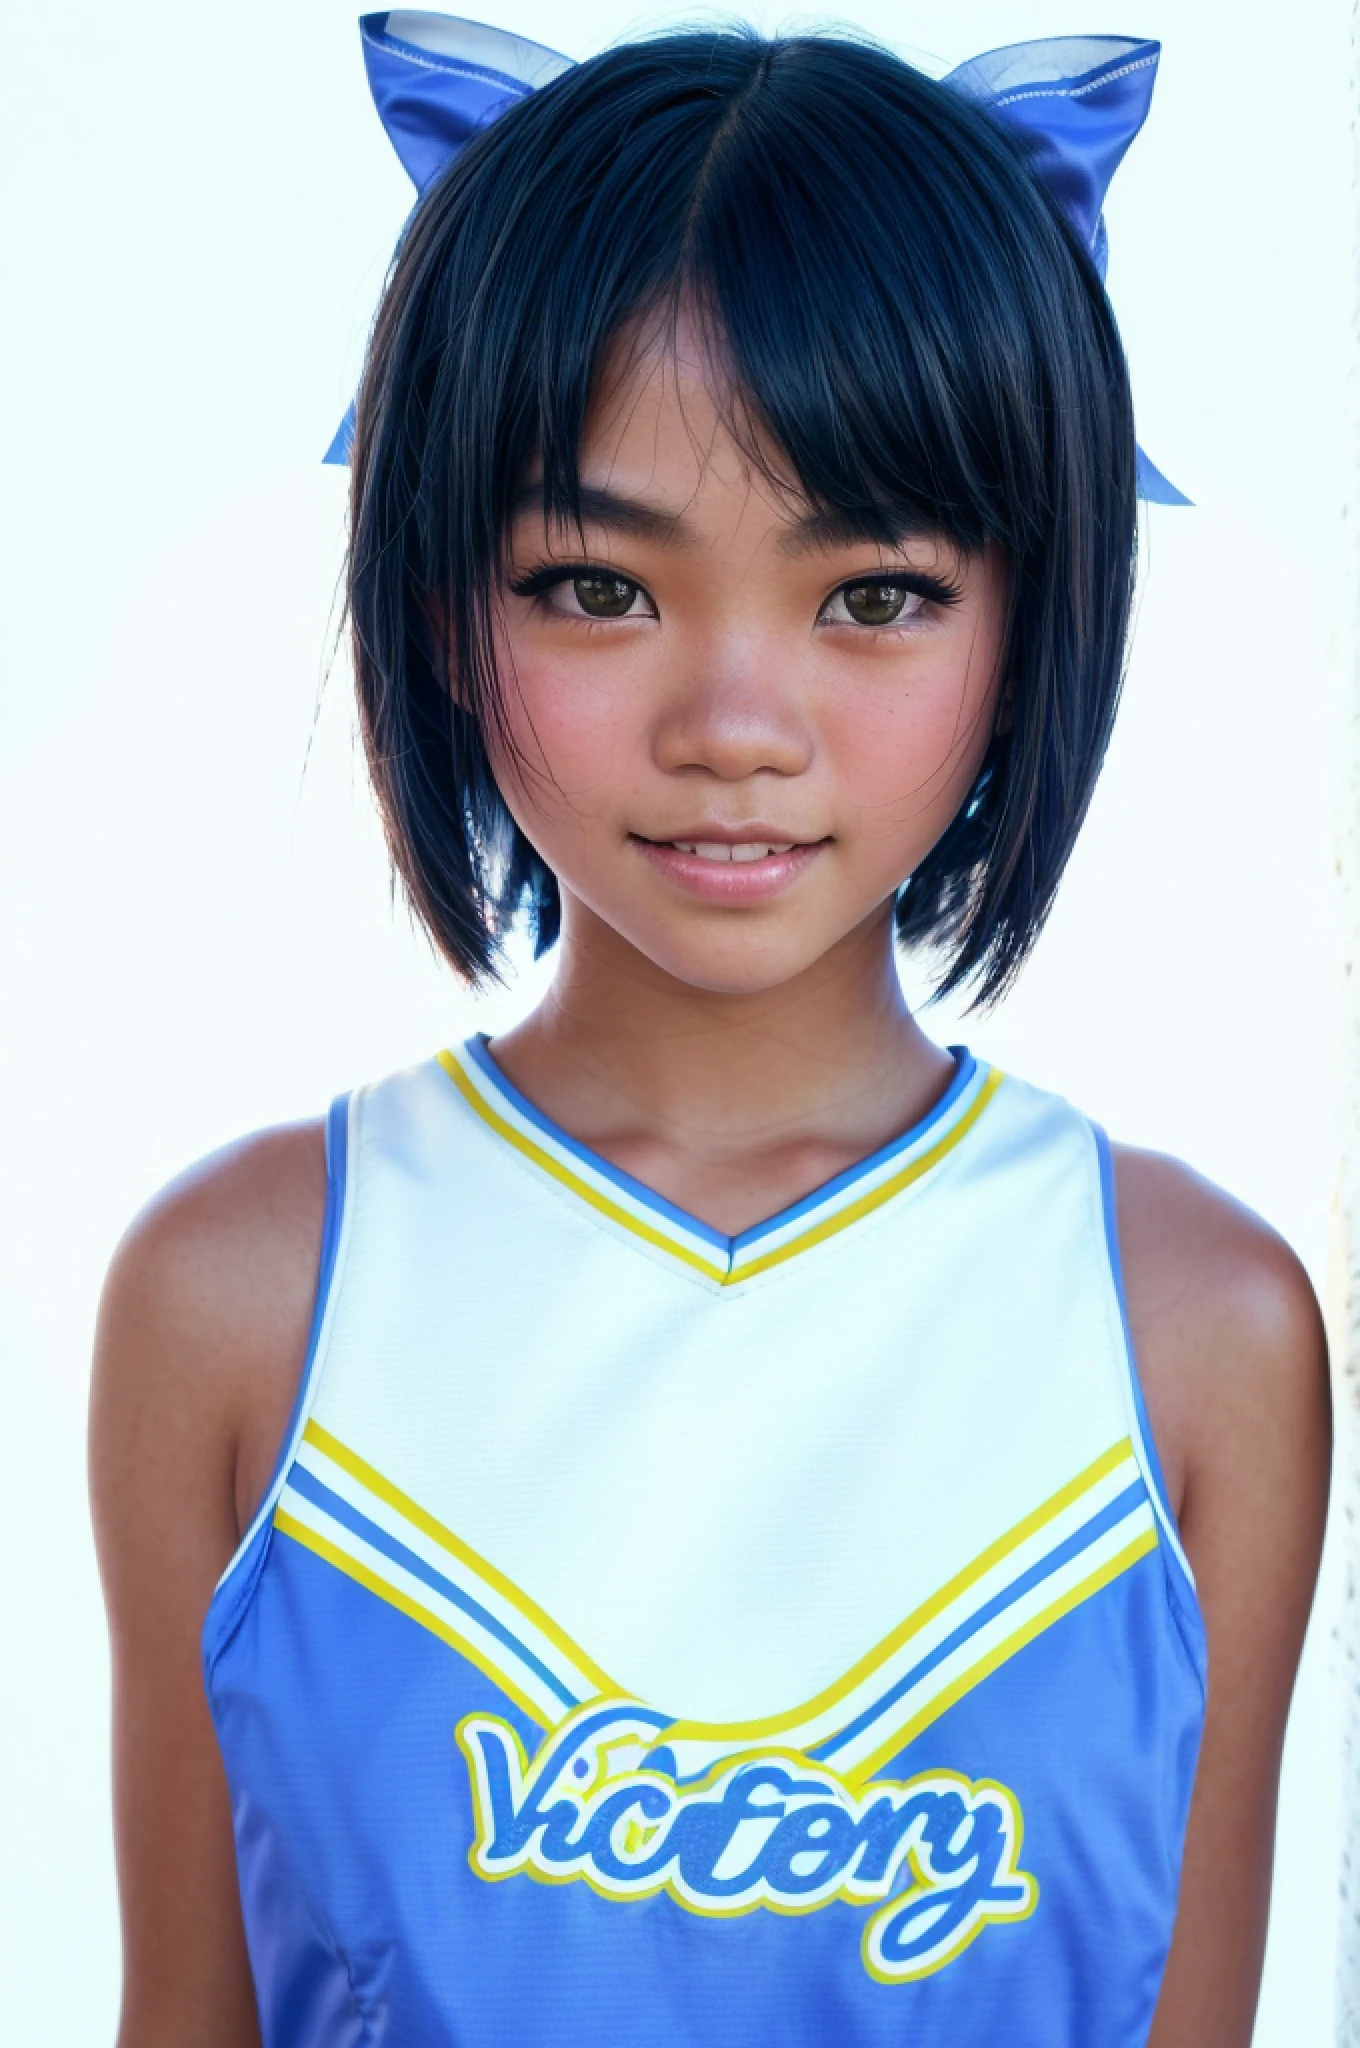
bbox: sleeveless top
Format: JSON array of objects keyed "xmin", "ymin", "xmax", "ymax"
[{"xmin": 203, "ymin": 1039, "xmax": 1205, "ymax": 2047}]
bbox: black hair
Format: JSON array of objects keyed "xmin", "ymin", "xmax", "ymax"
[{"xmin": 348, "ymin": 28, "xmax": 1137, "ymax": 1005}]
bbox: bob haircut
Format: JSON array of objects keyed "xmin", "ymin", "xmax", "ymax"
[{"xmin": 348, "ymin": 28, "xmax": 1137, "ymax": 1006}]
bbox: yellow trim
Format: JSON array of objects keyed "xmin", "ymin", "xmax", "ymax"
[
  {"xmin": 302, "ymin": 1420, "xmax": 619, "ymax": 1699},
  {"xmin": 843, "ymin": 1522, "xmax": 1160, "ymax": 1787},
  {"xmin": 662, "ymin": 1436, "xmax": 1136, "ymax": 1748},
  {"xmin": 731, "ymin": 1067, "xmax": 1005, "ymax": 1282},
  {"xmin": 274, "ymin": 1508, "xmax": 550, "ymax": 1729},
  {"xmin": 437, "ymin": 1047, "xmax": 1004, "ymax": 1289},
  {"xmin": 282, "ymin": 1426, "xmax": 1151, "ymax": 1775},
  {"xmin": 437, "ymin": 1050, "xmax": 728, "ymax": 1283}
]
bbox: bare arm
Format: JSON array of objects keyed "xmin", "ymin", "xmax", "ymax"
[
  {"xmin": 89, "ymin": 1122, "xmax": 326, "ymax": 2048},
  {"xmin": 1114, "ymin": 1148, "xmax": 1331, "ymax": 2048}
]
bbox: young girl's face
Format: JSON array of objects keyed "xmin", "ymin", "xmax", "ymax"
[{"xmin": 490, "ymin": 313, "xmax": 1009, "ymax": 997}]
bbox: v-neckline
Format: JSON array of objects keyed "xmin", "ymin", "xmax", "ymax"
[{"xmin": 437, "ymin": 1034, "xmax": 1002, "ymax": 1289}]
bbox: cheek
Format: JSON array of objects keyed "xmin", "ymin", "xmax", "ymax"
[
  {"xmin": 490, "ymin": 643, "xmax": 648, "ymax": 826},
  {"xmin": 820, "ymin": 653, "xmax": 996, "ymax": 845}
]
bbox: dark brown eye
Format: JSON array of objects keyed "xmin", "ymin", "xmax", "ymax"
[
  {"xmin": 572, "ymin": 572, "xmax": 639, "ymax": 618},
  {"xmin": 841, "ymin": 580, "xmax": 911, "ymax": 627}
]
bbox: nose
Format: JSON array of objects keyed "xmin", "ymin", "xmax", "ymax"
[{"xmin": 650, "ymin": 631, "xmax": 814, "ymax": 783}]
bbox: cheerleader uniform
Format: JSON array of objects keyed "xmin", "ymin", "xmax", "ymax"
[{"xmin": 203, "ymin": 1040, "xmax": 1204, "ymax": 2045}]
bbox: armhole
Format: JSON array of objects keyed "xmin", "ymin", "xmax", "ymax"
[
  {"xmin": 1091, "ymin": 1122, "xmax": 1204, "ymax": 1644},
  {"xmin": 201, "ymin": 1091, "xmax": 357, "ymax": 1677}
]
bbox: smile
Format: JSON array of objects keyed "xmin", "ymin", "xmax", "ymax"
[
  {"xmin": 631, "ymin": 834, "xmax": 826, "ymax": 903},
  {"xmin": 667, "ymin": 841, "xmax": 795, "ymax": 863}
]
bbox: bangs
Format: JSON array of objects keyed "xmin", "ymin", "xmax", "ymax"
[
  {"xmin": 470, "ymin": 33, "xmax": 1098, "ymax": 562},
  {"xmin": 348, "ymin": 29, "xmax": 1136, "ymax": 1000}
]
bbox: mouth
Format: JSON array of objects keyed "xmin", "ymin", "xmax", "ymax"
[
  {"xmin": 630, "ymin": 832, "xmax": 827, "ymax": 903},
  {"xmin": 664, "ymin": 839, "xmax": 797, "ymax": 864}
]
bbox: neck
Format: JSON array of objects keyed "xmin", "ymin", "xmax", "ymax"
[{"xmin": 489, "ymin": 897, "xmax": 956, "ymax": 1222}]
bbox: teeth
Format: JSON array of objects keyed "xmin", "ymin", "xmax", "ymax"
[{"xmin": 669, "ymin": 841, "xmax": 795, "ymax": 862}]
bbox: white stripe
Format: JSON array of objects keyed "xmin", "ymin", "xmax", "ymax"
[
  {"xmin": 292, "ymin": 1438, "xmax": 604, "ymax": 1705},
  {"xmin": 694, "ymin": 1452, "xmax": 1142, "ymax": 1753},
  {"xmin": 445, "ymin": 1044, "xmax": 724, "ymax": 1266},
  {"xmin": 664, "ymin": 1497, "xmax": 1156, "ymax": 1782},
  {"xmin": 727, "ymin": 1065, "xmax": 991, "ymax": 1269},
  {"xmin": 1125, "ymin": 1393, "xmax": 1196, "ymax": 1588},
  {"xmin": 312, "ymin": 1436, "xmax": 1142, "ymax": 1762},
  {"xmin": 277, "ymin": 1482, "xmax": 572, "ymax": 1726},
  {"xmin": 284, "ymin": 1435, "xmax": 1151, "ymax": 1772},
  {"xmin": 828, "ymin": 1499, "xmax": 1156, "ymax": 1776}
]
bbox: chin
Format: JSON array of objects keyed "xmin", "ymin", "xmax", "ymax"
[
  {"xmin": 562, "ymin": 879, "xmax": 891, "ymax": 995},
  {"xmin": 629, "ymin": 925, "xmax": 840, "ymax": 999}
]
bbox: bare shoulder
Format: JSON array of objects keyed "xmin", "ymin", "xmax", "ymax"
[
  {"xmin": 1109, "ymin": 1143, "xmax": 1330, "ymax": 1547},
  {"xmin": 1112, "ymin": 1153, "xmax": 1330, "ymax": 2044},
  {"xmin": 90, "ymin": 1130, "xmax": 327, "ymax": 2048},
  {"xmin": 91, "ymin": 1118, "xmax": 328, "ymax": 1569}
]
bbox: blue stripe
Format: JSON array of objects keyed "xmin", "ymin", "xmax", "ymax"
[
  {"xmin": 812, "ymin": 1480, "xmax": 1151, "ymax": 1762},
  {"xmin": 202, "ymin": 1093, "xmax": 352, "ymax": 1672},
  {"xmin": 283, "ymin": 1463, "xmax": 580, "ymax": 1712},
  {"xmin": 461, "ymin": 1036, "xmax": 981, "ymax": 1260},
  {"xmin": 1093, "ymin": 1127, "xmax": 1196, "ymax": 1582},
  {"xmin": 731, "ymin": 1049, "xmax": 979, "ymax": 1252},
  {"xmin": 461, "ymin": 1036, "xmax": 732, "ymax": 1251},
  {"xmin": 1092, "ymin": 1124, "xmax": 1205, "ymax": 1687},
  {"xmin": 267, "ymin": 1094, "xmax": 350, "ymax": 1514}
]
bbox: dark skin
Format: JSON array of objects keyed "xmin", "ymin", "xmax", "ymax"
[{"xmin": 91, "ymin": 331, "xmax": 1329, "ymax": 2045}]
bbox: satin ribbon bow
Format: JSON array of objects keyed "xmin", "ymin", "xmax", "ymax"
[{"xmin": 325, "ymin": 12, "xmax": 1186, "ymax": 504}]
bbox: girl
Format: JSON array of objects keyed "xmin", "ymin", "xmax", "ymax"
[{"xmin": 90, "ymin": 16, "xmax": 1329, "ymax": 2047}]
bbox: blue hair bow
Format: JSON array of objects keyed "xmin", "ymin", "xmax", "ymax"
[{"xmin": 326, "ymin": 12, "xmax": 1186, "ymax": 504}]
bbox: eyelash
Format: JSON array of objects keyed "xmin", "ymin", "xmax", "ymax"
[
  {"xmin": 507, "ymin": 562, "xmax": 964, "ymax": 629},
  {"xmin": 508, "ymin": 564, "xmax": 659, "ymax": 617}
]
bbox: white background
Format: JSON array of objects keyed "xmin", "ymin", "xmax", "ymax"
[{"xmin": 0, "ymin": 1, "xmax": 1348, "ymax": 2038}]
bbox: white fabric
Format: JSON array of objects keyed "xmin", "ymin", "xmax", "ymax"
[{"xmin": 304, "ymin": 1056, "xmax": 1141, "ymax": 1724}]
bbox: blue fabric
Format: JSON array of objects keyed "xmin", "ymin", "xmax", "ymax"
[
  {"xmin": 811, "ymin": 1483, "xmax": 1150, "ymax": 1764},
  {"xmin": 361, "ymin": 13, "xmax": 555, "ymax": 195},
  {"xmin": 211, "ymin": 1533, "xmax": 1203, "ymax": 2045},
  {"xmin": 323, "ymin": 15, "xmax": 1186, "ymax": 503},
  {"xmin": 945, "ymin": 38, "xmax": 1157, "ymax": 264},
  {"xmin": 202, "ymin": 1065, "xmax": 1206, "ymax": 2042},
  {"xmin": 285, "ymin": 1461, "xmax": 582, "ymax": 1711},
  {"xmin": 323, "ymin": 12, "xmax": 568, "ymax": 466},
  {"xmin": 202, "ymin": 1093, "xmax": 352, "ymax": 1673},
  {"xmin": 945, "ymin": 37, "xmax": 1187, "ymax": 505}
]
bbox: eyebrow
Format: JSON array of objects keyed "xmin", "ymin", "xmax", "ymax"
[
  {"xmin": 510, "ymin": 484, "xmax": 694, "ymax": 550},
  {"xmin": 509, "ymin": 483, "xmax": 942, "ymax": 558},
  {"xmin": 776, "ymin": 504, "xmax": 942, "ymax": 558}
]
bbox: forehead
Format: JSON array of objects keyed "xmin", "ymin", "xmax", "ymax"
[
  {"xmin": 579, "ymin": 307, "xmax": 799, "ymax": 513},
  {"xmin": 515, "ymin": 304, "xmax": 973, "ymax": 563}
]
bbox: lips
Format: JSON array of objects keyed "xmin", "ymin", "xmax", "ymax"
[{"xmin": 631, "ymin": 833, "xmax": 825, "ymax": 903}]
